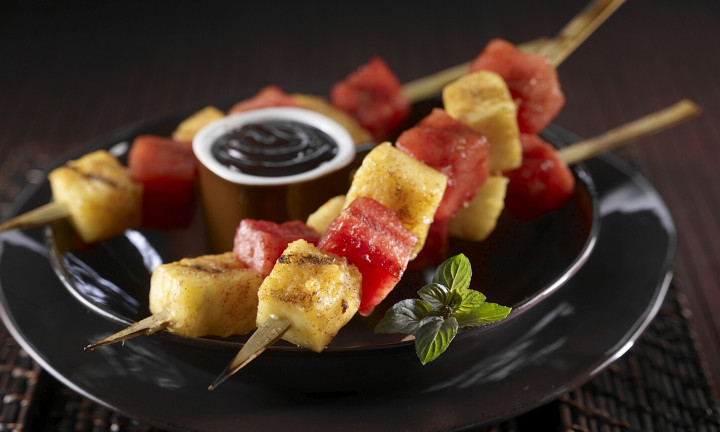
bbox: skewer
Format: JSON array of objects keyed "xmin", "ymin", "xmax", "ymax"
[
  {"xmin": 0, "ymin": 202, "xmax": 70, "ymax": 232},
  {"xmin": 558, "ymin": 99, "xmax": 702, "ymax": 165},
  {"xmin": 402, "ymin": 0, "xmax": 625, "ymax": 104},
  {"xmin": 208, "ymin": 315, "xmax": 290, "ymax": 391},
  {"xmin": 538, "ymin": 0, "xmax": 626, "ymax": 67},
  {"xmin": 84, "ymin": 310, "xmax": 172, "ymax": 351}
]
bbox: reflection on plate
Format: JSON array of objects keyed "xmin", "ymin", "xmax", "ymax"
[{"xmin": 0, "ymin": 122, "xmax": 674, "ymax": 429}]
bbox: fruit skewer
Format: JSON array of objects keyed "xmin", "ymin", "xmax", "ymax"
[
  {"xmin": 402, "ymin": 0, "xmax": 626, "ymax": 104},
  {"xmin": 85, "ymin": 252, "xmax": 264, "ymax": 351},
  {"xmin": 500, "ymin": 99, "xmax": 702, "ymax": 221},
  {"xmin": 208, "ymin": 99, "xmax": 701, "ymax": 388},
  {"xmin": 0, "ymin": 135, "xmax": 196, "ymax": 242}
]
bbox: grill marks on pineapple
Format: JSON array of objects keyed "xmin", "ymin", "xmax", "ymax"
[
  {"xmin": 179, "ymin": 263, "xmax": 228, "ymax": 274},
  {"xmin": 277, "ymin": 252, "xmax": 338, "ymax": 266},
  {"xmin": 65, "ymin": 162, "xmax": 124, "ymax": 190}
]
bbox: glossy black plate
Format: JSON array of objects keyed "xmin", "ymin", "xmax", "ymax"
[{"xmin": 0, "ymin": 119, "xmax": 674, "ymax": 429}]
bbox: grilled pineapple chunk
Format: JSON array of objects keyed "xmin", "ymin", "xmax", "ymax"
[
  {"xmin": 344, "ymin": 142, "xmax": 446, "ymax": 258},
  {"xmin": 293, "ymin": 94, "xmax": 372, "ymax": 145},
  {"xmin": 149, "ymin": 252, "xmax": 263, "ymax": 338},
  {"xmin": 256, "ymin": 239, "xmax": 361, "ymax": 352},
  {"xmin": 48, "ymin": 150, "xmax": 142, "ymax": 243},
  {"xmin": 306, "ymin": 195, "xmax": 345, "ymax": 234},
  {"xmin": 171, "ymin": 106, "xmax": 225, "ymax": 142},
  {"xmin": 448, "ymin": 175, "xmax": 509, "ymax": 241},
  {"xmin": 443, "ymin": 71, "xmax": 522, "ymax": 172}
]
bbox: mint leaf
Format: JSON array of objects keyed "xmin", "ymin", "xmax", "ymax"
[
  {"xmin": 432, "ymin": 254, "xmax": 472, "ymax": 292},
  {"xmin": 373, "ymin": 254, "xmax": 511, "ymax": 365},
  {"xmin": 455, "ymin": 302, "xmax": 512, "ymax": 327},
  {"xmin": 454, "ymin": 288, "xmax": 487, "ymax": 315},
  {"xmin": 415, "ymin": 316, "xmax": 458, "ymax": 365},
  {"xmin": 418, "ymin": 283, "xmax": 452, "ymax": 310},
  {"xmin": 375, "ymin": 299, "xmax": 432, "ymax": 335}
]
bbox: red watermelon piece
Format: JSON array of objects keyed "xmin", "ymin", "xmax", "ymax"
[
  {"xmin": 318, "ymin": 197, "xmax": 417, "ymax": 316},
  {"xmin": 330, "ymin": 57, "xmax": 410, "ymax": 141},
  {"xmin": 469, "ymin": 38, "xmax": 565, "ymax": 134},
  {"xmin": 396, "ymin": 108, "xmax": 489, "ymax": 221},
  {"xmin": 128, "ymin": 135, "xmax": 197, "ymax": 229},
  {"xmin": 504, "ymin": 133, "xmax": 575, "ymax": 220},
  {"xmin": 228, "ymin": 86, "xmax": 300, "ymax": 115},
  {"xmin": 233, "ymin": 219, "xmax": 320, "ymax": 277}
]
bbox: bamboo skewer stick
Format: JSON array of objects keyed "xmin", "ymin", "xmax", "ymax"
[
  {"xmin": 0, "ymin": 201, "xmax": 70, "ymax": 232},
  {"xmin": 539, "ymin": 0, "xmax": 626, "ymax": 67},
  {"xmin": 208, "ymin": 315, "xmax": 290, "ymax": 391},
  {"xmin": 558, "ymin": 99, "xmax": 702, "ymax": 166},
  {"xmin": 84, "ymin": 309, "xmax": 172, "ymax": 351},
  {"xmin": 402, "ymin": 0, "xmax": 625, "ymax": 104}
]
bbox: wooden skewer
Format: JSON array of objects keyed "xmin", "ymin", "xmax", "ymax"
[
  {"xmin": 0, "ymin": 201, "xmax": 70, "ymax": 233},
  {"xmin": 208, "ymin": 315, "xmax": 290, "ymax": 391},
  {"xmin": 557, "ymin": 99, "xmax": 702, "ymax": 166},
  {"xmin": 539, "ymin": 0, "xmax": 627, "ymax": 67},
  {"xmin": 402, "ymin": 0, "xmax": 625, "ymax": 104},
  {"xmin": 84, "ymin": 309, "xmax": 172, "ymax": 351}
]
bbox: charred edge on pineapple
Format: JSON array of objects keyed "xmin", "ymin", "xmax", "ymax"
[
  {"xmin": 65, "ymin": 163, "xmax": 123, "ymax": 190},
  {"xmin": 277, "ymin": 253, "xmax": 338, "ymax": 266},
  {"xmin": 179, "ymin": 263, "xmax": 229, "ymax": 274}
]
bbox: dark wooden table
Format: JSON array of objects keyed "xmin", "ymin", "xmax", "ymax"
[{"xmin": 1, "ymin": 0, "xmax": 719, "ymax": 429}]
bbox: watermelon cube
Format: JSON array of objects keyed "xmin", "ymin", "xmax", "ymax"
[
  {"xmin": 469, "ymin": 38, "xmax": 565, "ymax": 134},
  {"xmin": 319, "ymin": 197, "xmax": 416, "ymax": 316},
  {"xmin": 504, "ymin": 134, "xmax": 575, "ymax": 220},
  {"xmin": 128, "ymin": 135, "xmax": 197, "ymax": 229},
  {"xmin": 396, "ymin": 108, "xmax": 489, "ymax": 221},
  {"xmin": 228, "ymin": 86, "xmax": 300, "ymax": 115},
  {"xmin": 233, "ymin": 219, "xmax": 320, "ymax": 277},
  {"xmin": 330, "ymin": 57, "xmax": 409, "ymax": 141}
]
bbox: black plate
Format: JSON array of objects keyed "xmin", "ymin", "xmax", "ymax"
[
  {"xmin": 0, "ymin": 125, "xmax": 674, "ymax": 430},
  {"xmin": 38, "ymin": 114, "xmax": 597, "ymax": 394}
]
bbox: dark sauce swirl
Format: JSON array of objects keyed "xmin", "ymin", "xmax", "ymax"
[{"xmin": 211, "ymin": 121, "xmax": 338, "ymax": 177}]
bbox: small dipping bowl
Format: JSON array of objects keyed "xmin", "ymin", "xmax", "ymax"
[{"xmin": 193, "ymin": 108, "xmax": 356, "ymax": 252}]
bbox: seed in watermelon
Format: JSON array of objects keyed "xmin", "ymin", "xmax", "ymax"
[
  {"xmin": 396, "ymin": 108, "xmax": 489, "ymax": 221},
  {"xmin": 504, "ymin": 133, "xmax": 575, "ymax": 220},
  {"xmin": 469, "ymin": 38, "xmax": 565, "ymax": 134},
  {"xmin": 233, "ymin": 219, "xmax": 320, "ymax": 277},
  {"xmin": 330, "ymin": 57, "xmax": 409, "ymax": 141},
  {"xmin": 128, "ymin": 135, "xmax": 197, "ymax": 229},
  {"xmin": 228, "ymin": 86, "xmax": 300, "ymax": 115},
  {"xmin": 319, "ymin": 197, "xmax": 417, "ymax": 316}
]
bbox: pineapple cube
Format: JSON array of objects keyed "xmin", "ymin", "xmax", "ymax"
[
  {"xmin": 443, "ymin": 71, "xmax": 522, "ymax": 172},
  {"xmin": 293, "ymin": 93, "xmax": 372, "ymax": 145},
  {"xmin": 256, "ymin": 239, "xmax": 361, "ymax": 352},
  {"xmin": 171, "ymin": 106, "xmax": 225, "ymax": 142},
  {"xmin": 149, "ymin": 252, "xmax": 263, "ymax": 338},
  {"xmin": 306, "ymin": 195, "xmax": 345, "ymax": 234},
  {"xmin": 448, "ymin": 175, "xmax": 509, "ymax": 241},
  {"xmin": 344, "ymin": 142, "xmax": 446, "ymax": 258},
  {"xmin": 48, "ymin": 150, "xmax": 142, "ymax": 243}
]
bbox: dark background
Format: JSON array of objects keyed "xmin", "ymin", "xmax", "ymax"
[{"xmin": 1, "ymin": 0, "xmax": 719, "ymax": 416}]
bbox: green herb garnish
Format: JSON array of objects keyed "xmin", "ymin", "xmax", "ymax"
[{"xmin": 375, "ymin": 254, "xmax": 511, "ymax": 364}]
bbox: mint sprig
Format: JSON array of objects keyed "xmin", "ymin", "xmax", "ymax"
[{"xmin": 375, "ymin": 254, "xmax": 511, "ymax": 365}]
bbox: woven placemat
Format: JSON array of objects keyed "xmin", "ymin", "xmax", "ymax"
[{"xmin": 0, "ymin": 146, "xmax": 718, "ymax": 431}]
